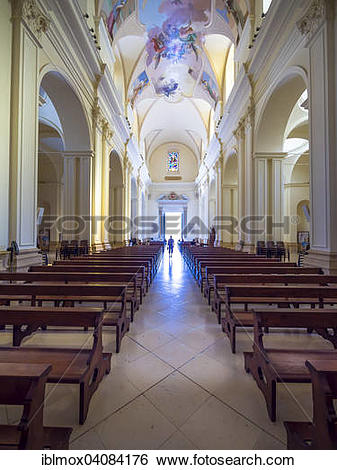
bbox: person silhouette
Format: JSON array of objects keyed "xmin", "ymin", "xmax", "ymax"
[{"xmin": 168, "ymin": 235, "xmax": 174, "ymax": 257}]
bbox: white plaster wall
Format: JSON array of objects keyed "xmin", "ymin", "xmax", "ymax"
[{"xmin": 149, "ymin": 144, "xmax": 198, "ymax": 183}]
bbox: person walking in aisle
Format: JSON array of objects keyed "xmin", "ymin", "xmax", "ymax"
[{"xmin": 168, "ymin": 235, "xmax": 174, "ymax": 257}]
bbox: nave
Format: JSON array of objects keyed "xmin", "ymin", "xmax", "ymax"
[{"xmin": 0, "ymin": 249, "xmax": 320, "ymax": 450}]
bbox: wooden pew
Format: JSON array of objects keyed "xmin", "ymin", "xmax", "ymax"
[
  {"xmin": 0, "ymin": 272, "xmax": 139, "ymax": 322},
  {"xmin": 204, "ymin": 266, "xmax": 323, "ymax": 305},
  {"xmin": 77, "ymin": 254, "xmax": 160, "ymax": 277},
  {"xmin": 29, "ymin": 265, "xmax": 146, "ymax": 303},
  {"xmin": 0, "ymin": 363, "xmax": 72, "ymax": 449},
  {"xmin": 213, "ymin": 272, "xmax": 337, "ymax": 316},
  {"xmin": 54, "ymin": 260, "xmax": 152, "ymax": 289},
  {"xmin": 191, "ymin": 255, "xmax": 269, "ymax": 278},
  {"xmin": 0, "ymin": 284, "xmax": 128, "ymax": 353},
  {"xmin": 0, "ymin": 307, "xmax": 111, "ymax": 424},
  {"xmin": 222, "ymin": 285, "xmax": 337, "ymax": 352},
  {"xmin": 244, "ymin": 309, "xmax": 337, "ymax": 421},
  {"xmin": 0, "ymin": 306, "xmax": 100, "ymax": 347},
  {"xmin": 284, "ymin": 360, "xmax": 337, "ymax": 449},
  {"xmin": 198, "ymin": 261, "xmax": 295, "ymax": 291}
]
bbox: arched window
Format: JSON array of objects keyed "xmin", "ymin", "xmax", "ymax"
[{"xmin": 167, "ymin": 151, "xmax": 179, "ymax": 172}]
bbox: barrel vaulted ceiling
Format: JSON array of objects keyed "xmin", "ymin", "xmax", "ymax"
[{"xmin": 97, "ymin": 0, "xmax": 251, "ymax": 167}]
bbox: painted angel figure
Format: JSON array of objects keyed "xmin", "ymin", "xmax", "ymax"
[{"xmin": 107, "ymin": 0, "xmax": 128, "ymax": 38}]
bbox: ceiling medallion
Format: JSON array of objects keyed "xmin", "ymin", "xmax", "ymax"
[{"xmin": 137, "ymin": 0, "xmax": 214, "ymax": 103}]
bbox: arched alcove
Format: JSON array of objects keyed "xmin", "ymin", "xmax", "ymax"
[{"xmin": 38, "ymin": 70, "xmax": 92, "ymax": 247}]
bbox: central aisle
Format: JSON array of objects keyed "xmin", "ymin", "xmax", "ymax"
[{"xmin": 69, "ymin": 249, "xmax": 300, "ymax": 450}]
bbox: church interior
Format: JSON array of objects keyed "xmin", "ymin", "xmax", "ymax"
[{"xmin": 0, "ymin": 0, "xmax": 337, "ymax": 451}]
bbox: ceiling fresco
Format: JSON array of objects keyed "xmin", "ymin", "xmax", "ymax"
[{"xmin": 100, "ymin": 0, "xmax": 249, "ymax": 170}]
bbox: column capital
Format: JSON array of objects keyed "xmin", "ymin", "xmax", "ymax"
[
  {"xmin": 297, "ymin": 0, "xmax": 332, "ymax": 40},
  {"xmin": 103, "ymin": 121, "xmax": 114, "ymax": 141},
  {"xmin": 233, "ymin": 118, "xmax": 246, "ymax": 140},
  {"xmin": 11, "ymin": 0, "xmax": 50, "ymax": 40}
]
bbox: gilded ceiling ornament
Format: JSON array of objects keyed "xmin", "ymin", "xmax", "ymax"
[{"xmin": 297, "ymin": 0, "xmax": 326, "ymax": 38}]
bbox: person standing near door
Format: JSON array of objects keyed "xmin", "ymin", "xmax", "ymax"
[{"xmin": 168, "ymin": 236, "xmax": 174, "ymax": 257}]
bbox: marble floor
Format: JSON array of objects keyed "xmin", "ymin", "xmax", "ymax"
[{"xmin": 1, "ymin": 249, "xmax": 331, "ymax": 450}]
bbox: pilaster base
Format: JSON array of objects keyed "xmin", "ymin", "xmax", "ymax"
[
  {"xmin": 304, "ymin": 250, "xmax": 337, "ymax": 274},
  {"xmin": 0, "ymin": 251, "xmax": 9, "ymax": 272},
  {"xmin": 9, "ymin": 248, "xmax": 42, "ymax": 272}
]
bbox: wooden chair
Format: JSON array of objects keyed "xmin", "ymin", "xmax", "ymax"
[
  {"xmin": 0, "ymin": 363, "xmax": 72, "ymax": 449},
  {"xmin": 244, "ymin": 309, "xmax": 337, "ymax": 421},
  {"xmin": 284, "ymin": 360, "xmax": 337, "ymax": 449}
]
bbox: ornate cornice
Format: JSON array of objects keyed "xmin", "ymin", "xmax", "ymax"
[
  {"xmin": 297, "ymin": 0, "xmax": 326, "ymax": 39},
  {"xmin": 11, "ymin": 0, "xmax": 50, "ymax": 39}
]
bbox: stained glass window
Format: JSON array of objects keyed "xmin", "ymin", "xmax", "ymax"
[{"xmin": 167, "ymin": 151, "xmax": 179, "ymax": 172}]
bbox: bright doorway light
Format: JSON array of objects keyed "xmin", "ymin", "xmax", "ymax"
[{"xmin": 165, "ymin": 212, "xmax": 182, "ymax": 243}]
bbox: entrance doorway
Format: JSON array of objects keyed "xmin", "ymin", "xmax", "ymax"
[{"xmin": 164, "ymin": 212, "xmax": 182, "ymax": 243}]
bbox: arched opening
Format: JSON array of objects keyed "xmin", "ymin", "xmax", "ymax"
[
  {"xmin": 38, "ymin": 71, "xmax": 92, "ymax": 250},
  {"xmin": 223, "ymin": 153, "xmax": 238, "ymax": 247},
  {"xmin": 256, "ymin": 73, "xmax": 307, "ymax": 153},
  {"xmin": 109, "ymin": 150, "xmax": 124, "ymax": 244},
  {"xmin": 255, "ymin": 71, "xmax": 308, "ymax": 246}
]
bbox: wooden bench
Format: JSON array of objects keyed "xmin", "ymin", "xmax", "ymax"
[
  {"xmin": 0, "ymin": 284, "xmax": 128, "ymax": 353},
  {"xmin": 244, "ymin": 309, "xmax": 337, "ymax": 421},
  {"xmin": 0, "ymin": 272, "xmax": 139, "ymax": 322},
  {"xmin": 204, "ymin": 267, "xmax": 323, "ymax": 305},
  {"xmin": 78, "ymin": 254, "xmax": 159, "ymax": 277},
  {"xmin": 192, "ymin": 255, "xmax": 269, "ymax": 278},
  {"xmin": 29, "ymin": 265, "xmax": 146, "ymax": 303},
  {"xmin": 0, "ymin": 363, "xmax": 72, "ymax": 449},
  {"xmin": 54, "ymin": 260, "xmax": 152, "ymax": 289},
  {"xmin": 221, "ymin": 285, "xmax": 337, "ymax": 352},
  {"xmin": 0, "ymin": 305, "xmax": 101, "ymax": 347},
  {"xmin": 284, "ymin": 360, "xmax": 337, "ymax": 449},
  {"xmin": 213, "ymin": 273, "xmax": 337, "ymax": 316},
  {"xmin": 197, "ymin": 261, "xmax": 294, "ymax": 290},
  {"xmin": 192, "ymin": 255, "xmax": 272, "ymax": 280},
  {"xmin": 0, "ymin": 307, "xmax": 111, "ymax": 424}
]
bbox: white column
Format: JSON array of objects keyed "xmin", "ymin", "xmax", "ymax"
[
  {"xmin": 271, "ymin": 158, "xmax": 284, "ymax": 242},
  {"xmin": 254, "ymin": 154, "xmax": 285, "ymax": 242},
  {"xmin": 9, "ymin": 0, "xmax": 49, "ymax": 254},
  {"xmin": 244, "ymin": 109, "xmax": 255, "ymax": 248},
  {"xmin": 254, "ymin": 156, "xmax": 269, "ymax": 241},
  {"xmin": 63, "ymin": 157, "xmax": 76, "ymax": 218},
  {"xmin": 215, "ymin": 157, "xmax": 224, "ymax": 244},
  {"xmin": 235, "ymin": 122, "xmax": 246, "ymax": 241},
  {"xmin": 298, "ymin": 0, "xmax": 337, "ymax": 271}
]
